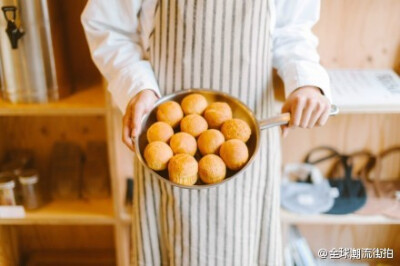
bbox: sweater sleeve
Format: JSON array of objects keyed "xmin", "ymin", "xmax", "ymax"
[
  {"xmin": 81, "ymin": 0, "xmax": 160, "ymax": 112},
  {"xmin": 272, "ymin": 0, "xmax": 331, "ymax": 102}
]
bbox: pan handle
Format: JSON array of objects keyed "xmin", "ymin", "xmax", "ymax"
[{"xmin": 259, "ymin": 104, "xmax": 339, "ymax": 130}]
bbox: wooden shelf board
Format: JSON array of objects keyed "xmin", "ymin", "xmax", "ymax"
[
  {"xmin": 0, "ymin": 84, "xmax": 106, "ymax": 116},
  {"xmin": 0, "ymin": 198, "xmax": 115, "ymax": 225},
  {"xmin": 26, "ymin": 250, "xmax": 116, "ymax": 266},
  {"xmin": 281, "ymin": 209, "xmax": 400, "ymax": 225},
  {"xmin": 335, "ymin": 106, "xmax": 400, "ymax": 114}
]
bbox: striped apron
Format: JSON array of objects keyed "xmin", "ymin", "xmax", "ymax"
[{"xmin": 132, "ymin": 0, "xmax": 282, "ymax": 265}]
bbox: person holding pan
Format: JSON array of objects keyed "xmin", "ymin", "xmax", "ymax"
[{"xmin": 82, "ymin": 0, "xmax": 332, "ymax": 265}]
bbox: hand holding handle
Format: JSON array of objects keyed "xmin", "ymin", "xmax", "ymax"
[{"xmin": 259, "ymin": 104, "xmax": 339, "ymax": 130}]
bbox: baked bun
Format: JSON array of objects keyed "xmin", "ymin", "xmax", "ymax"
[
  {"xmin": 147, "ymin": 121, "xmax": 174, "ymax": 143},
  {"xmin": 180, "ymin": 114, "xmax": 208, "ymax": 137},
  {"xmin": 198, "ymin": 154, "xmax": 226, "ymax": 184},
  {"xmin": 169, "ymin": 132, "xmax": 197, "ymax": 156},
  {"xmin": 144, "ymin": 141, "xmax": 173, "ymax": 171},
  {"xmin": 204, "ymin": 102, "xmax": 233, "ymax": 129},
  {"xmin": 181, "ymin": 93, "xmax": 208, "ymax": 115},
  {"xmin": 168, "ymin": 154, "xmax": 198, "ymax": 185},
  {"xmin": 157, "ymin": 101, "xmax": 184, "ymax": 128},
  {"xmin": 197, "ymin": 129, "xmax": 225, "ymax": 155},
  {"xmin": 219, "ymin": 139, "xmax": 249, "ymax": 170},
  {"xmin": 221, "ymin": 118, "xmax": 251, "ymax": 142}
]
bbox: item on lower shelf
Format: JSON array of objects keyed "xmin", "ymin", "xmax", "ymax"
[
  {"xmin": 1, "ymin": 160, "xmax": 25, "ymax": 176},
  {"xmin": 18, "ymin": 169, "xmax": 43, "ymax": 210},
  {"xmin": 82, "ymin": 141, "xmax": 110, "ymax": 199},
  {"xmin": 1, "ymin": 149, "xmax": 34, "ymax": 175},
  {"xmin": 281, "ymin": 163, "xmax": 338, "ymax": 214},
  {"xmin": 305, "ymin": 147, "xmax": 367, "ymax": 215},
  {"xmin": 50, "ymin": 141, "xmax": 83, "ymax": 199},
  {"xmin": 286, "ymin": 225, "xmax": 317, "ymax": 266},
  {"xmin": 326, "ymin": 147, "xmax": 400, "ymax": 219},
  {"xmin": 357, "ymin": 146, "xmax": 400, "ymax": 219},
  {"xmin": 1, "ymin": 149, "xmax": 35, "ymax": 203},
  {"xmin": 0, "ymin": 172, "xmax": 17, "ymax": 205}
]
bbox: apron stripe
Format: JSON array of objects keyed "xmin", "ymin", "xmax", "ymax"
[
  {"xmin": 241, "ymin": 170, "xmax": 252, "ymax": 265},
  {"xmin": 158, "ymin": 180, "xmax": 165, "ymax": 264},
  {"xmin": 141, "ymin": 169, "xmax": 151, "ymax": 264},
  {"xmin": 132, "ymin": 159, "xmax": 139, "ymax": 266},
  {"xmin": 228, "ymin": 0, "xmax": 237, "ymax": 96},
  {"xmin": 233, "ymin": 171, "xmax": 241, "ymax": 265},
  {"xmin": 179, "ymin": 190, "xmax": 185, "ymax": 266},
  {"xmin": 197, "ymin": 190, "xmax": 203, "ymax": 266},
  {"xmin": 183, "ymin": 0, "xmax": 192, "ymax": 89},
  {"xmin": 206, "ymin": 188, "xmax": 216, "ymax": 266},
  {"xmin": 172, "ymin": 0, "xmax": 180, "ymax": 92},
  {"xmin": 150, "ymin": 173, "xmax": 162, "ymax": 264},
  {"xmin": 138, "ymin": 165, "xmax": 146, "ymax": 264},
  {"xmin": 200, "ymin": 0, "xmax": 209, "ymax": 88},
  {"xmin": 247, "ymin": 0, "xmax": 257, "ymax": 113},
  {"xmin": 209, "ymin": 0, "xmax": 218, "ymax": 90},
  {"xmin": 215, "ymin": 185, "xmax": 224, "ymax": 265},
  {"xmin": 192, "ymin": 0, "xmax": 202, "ymax": 87},
  {"xmin": 217, "ymin": 0, "xmax": 226, "ymax": 93},
  {"xmin": 166, "ymin": 0, "xmax": 174, "ymax": 90},
  {"xmin": 256, "ymin": 0, "xmax": 266, "ymax": 110},
  {"xmin": 252, "ymin": 132, "xmax": 264, "ymax": 261},
  {"xmin": 197, "ymin": 190, "xmax": 209, "ymax": 265},
  {"xmin": 168, "ymin": 185, "xmax": 176, "ymax": 265},
  {"xmin": 187, "ymin": 189, "xmax": 192, "ymax": 265}
]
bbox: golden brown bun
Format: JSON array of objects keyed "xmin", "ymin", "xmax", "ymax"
[
  {"xmin": 221, "ymin": 118, "xmax": 252, "ymax": 142},
  {"xmin": 180, "ymin": 114, "xmax": 208, "ymax": 137},
  {"xmin": 144, "ymin": 141, "xmax": 173, "ymax": 171},
  {"xmin": 157, "ymin": 101, "xmax": 184, "ymax": 128},
  {"xmin": 219, "ymin": 139, "xmax": 249, "ymax": 170},
  {"xmin": 197, "ymin": 129, "xmax": 225, "ymax": 155},
  {"xmin": 181, "ymin": 93, "xmax": 208, "ymax": 115},
  {"xmin": 198, "ymin": 154, "xmax": 226, "ymax": 184},
  {"xmin": 204, "ymin": 102, "xmax": 233, "ymax": 129},
  {"xmin": 147, "ymin": 121, "xmax": 174, "ymax": 143},
  {"xmin": 168, "ymin": 154, "xmax": 198, "ymax": 185},
  {"xmin": 169, "ymin": 132, "xmax": 197, "ymax": 156}
]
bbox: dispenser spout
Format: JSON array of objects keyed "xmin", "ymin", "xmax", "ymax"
[{"xmin": 2, "ymin": 6, "xmax": 24, "ymax": 49}]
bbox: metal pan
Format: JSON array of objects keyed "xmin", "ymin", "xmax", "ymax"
[{"xmin": 135, "ymin": 89, "xmax": 339, "ymax": 189}]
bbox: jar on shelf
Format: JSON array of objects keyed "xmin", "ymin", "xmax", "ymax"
[
  {"xmin": 1, "ymin": 159, "xmax": 25, "ymax": 175},
  {"xmin": 0, "ymin": 172, "xmax": 17, "ymax": 206},
  {"xmin": 18, "ymin": 169, "xmax": 42, "ymax": 209}
]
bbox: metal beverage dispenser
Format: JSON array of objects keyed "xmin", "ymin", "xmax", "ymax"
[{"xmin": 0, "ymin": 0, "xmax": 63, "ymax": 103}]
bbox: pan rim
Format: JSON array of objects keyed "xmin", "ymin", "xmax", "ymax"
[{"xmin": 134, "ymin": 88, "xmax": 262, "ymax": 190}]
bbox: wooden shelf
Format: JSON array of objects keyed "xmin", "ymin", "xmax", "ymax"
[
  {"xmin": 0, "ymin": 84, "xmax": 106, "ymax": 116},
  {"xmin": 281, "ymin": 209, "xmax": 400, "ymax": 225},
  {"xmin": 0, "ymin": 198, "xmax": 115, "ymax": 225},
  {"xmin": 334, "ymin": 106, "xmax": 400, "ymax": 114},
  {"xmin": 26, "ymin": 250, "xmax": 116, "ymax": 266}
]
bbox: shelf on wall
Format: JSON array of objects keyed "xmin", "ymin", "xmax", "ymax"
[
  {"xmin": 26, "ymin": 250, "xmax": 116, "ymax": 266},
  {"xmin": 0, "ymin": 198, "xmax": 115, "ymax": 225},
  {"xmin": 281, "ymin": 209, "xmax": 400, "ymax": 225},
  {"xmin": 0, "ymin": 84, "xmax": 106, "ymax": 116}
]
